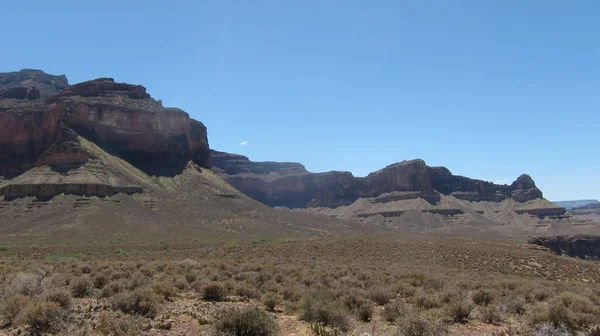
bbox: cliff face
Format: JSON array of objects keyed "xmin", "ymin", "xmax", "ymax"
[
  {"xmin": 0, "ymin": 71, "xmax": 211, "ymax": 199},
  {"xmin": 211, "ymin": 152, "xmax": 554, "ymax": 212},
  {"xmin": 530, "ymin": 235, "xmax": 600, "ymax": 261}
]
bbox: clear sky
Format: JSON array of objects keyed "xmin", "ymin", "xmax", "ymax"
[{"xmin": 2, "ymin": 1, "xmax": 598, "ymax": 201}]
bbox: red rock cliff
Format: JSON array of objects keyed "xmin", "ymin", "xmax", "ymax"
[{"xmin": 0, "ymin": 73, "xmax": 211, "ymax": 179}]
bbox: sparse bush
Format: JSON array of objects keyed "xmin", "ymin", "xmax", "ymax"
[
  {"xmin": 214, "ymin": 306, "xmax": 278, "ymax": 336},
  {"xmin": 383, "ymin": 301, "xmax": 406, "ymax": 323},
  {"xmin": 471, "ymin": 289, "xmax": 493, "ymax": 306},
  {"xmin": 185, "ymin": 272, "xmax": 198, "ymax": 283},
  {"xmin": 446, "ymin": 302, "xmax": 472, "ymax": 323},
  {"xmin": 414, "ymin": 295, "xmax": 440, "ymax": 310},
  {"xmin": 533, "ymin": 322, "xmax": 570, "ymax": 336},
  {"xmin": 508, "ymin": 298, "xmax": 527, "ymax": 315},
  {"xmin": 100, "ymin": 280, "xmax": 125, "ymax": 298},
  {"xmin": 5, "ymin": 272, "xmax": 43, "ymax": 297},
  {"xmin": 530, "ymin": 304, "xmax": 573, "ymax": 332},
  {"xmin": 300, "ymin": 291, "xmax": 352, "ymax": 332},
  {"xmin": 22, "ymin": 300, "xmax": 63, "ymax": 334},
  {"xmin": 396, "ymin": 313, "xmax": 447, "ymax": 336},
  {"xmin": 93, "ymin": 273, "xmax": 109, "ymax": 289},
  {"xmin": 281, "ymin": 287, "xmax": 301, "ymax": 302},
  {"xmin": 369, "ymin": 287, "xmax": 393, "ymax": 305},
  {"xmin": 262, "ymin": 293, "xmax": 282, "ymax": 312},
  {"xmin": 81, "ymin": 264, "xmax": 92, "ymax": 274},
  {"xmin": 534, "ymin": 289, "xmax": 551, "ymax": 302},
  {"xmin": 1, "ymin": 294, "xmax": 30, "ymax": 324},
  {"xmin": 45, "ymin": 289, "xmax": 72, "ymax": 309},
  {"xmin": 201, "ymin": 282, "xmax": 228, "ymax": 301},
  {"xmin": 587, "ymin": 326, "xmax": 600, "ymax": 336},
  {"xmin": 356, "ymin": 303, "xmax": 373, "ymax": 322},
  {"xmin": 110, "ymin": 288, "xmax": 163, "ymax": 318},
  {"xmin": 152, "ymin": 281, "xmax": 177, "ymax": 301},
  {"xmin": 235, "ymin": 285, "xmax": 261, "ymax": 300},
  {"xmin": 70, "ymin": 276, "xmax": 93, "ymax": 298},
  {"xmin": 97, "ymin": 310, "xmax": 143, "ymax": 336},
  {"xmin": 481, "ymin": 305, "xmax": 502, "ymax": 324}
]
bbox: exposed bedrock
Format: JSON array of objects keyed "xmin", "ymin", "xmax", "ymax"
[
  {"xmin": 0, "ymin": 73, "xmax": 211, "ymax": 183},
  {"xmin": 212, "ymin": 152, "xmax": 558, "ymax": 215},
  {"xmin": 530, "ymin": 235, "xmax": 600, "ymax": 261}
]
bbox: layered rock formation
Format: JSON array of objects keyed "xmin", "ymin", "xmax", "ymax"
[
  {"xmin": 0, "ymin": 70, "xmax": 211, "ymax": 200},
  {"xmin": 530, "ymin": 235, "xmax": 600, "ymax": 261},
  {"xmin": 211, "ymin": 151, "xmax": 568, "ymax": 232},
  {"xmin": 212, "ymin": 151, "xmax": 551, "ymax": 207}
]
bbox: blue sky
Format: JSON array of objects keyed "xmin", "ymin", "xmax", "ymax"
[{"xmin": 2, "ymin": 1, "xmax": 598, "ymax": 201}]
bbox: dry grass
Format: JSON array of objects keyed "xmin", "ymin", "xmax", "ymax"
[{"xmin": 0, "ymin": 236, "xmax": 599, "ymax": 335}]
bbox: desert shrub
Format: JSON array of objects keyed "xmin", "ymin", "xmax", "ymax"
[
  {"xmin": 214, "ymin": 306, "xmax": 278, "ymax": 336},
  {"xmin": 480, "ymin": 305, "xmax": 502, "ymax": 324},
  {"xmin": 151, "ymin": 281, "xmax": 177, "ymax": 301},
  {"xmin": 533, "ymin": 322, "xmax": 570, "ymax": 336},
  {"xmin": 534, "ymin": 289, "xmax": 551, "ymax": 302},
  {"xmin": 127, "ymin": 273, "xmax": 150, "ymax": 290},
  {"xmin": 201, "ymin": 282, "xmax": 228, "ymax": 301},
  {"xmin": 5, "ymin": 272, "xmax": 43, "ymax": 297},
  {"xmin": 71, "ymin": 276, "xmax": 93, "ymax": 298},
  {"xmin": 22, "ymin": 300, "xmax": 64, "ymax": 334},
  {"xmin": 93, "ymin": 273, "xmax": 109, "ymax": 289},
  {"xmin": 45, "ymin": 289, "xmax": 72, "ymax": 309},
  {"xmin": 97, "ymin": 310, "xmax": 143, "ymax": 336},
  {"xmin": 396, "ymin": 313, "xmax": 447, "ymax": 336},
  {"xmin": 369, "ymin": 287, "xmax": 393, "ymax": 305},
  {"xmin": 81, "ymin": 264, "xmax": 92, "ymax": 274},
  {"xmin": 530, "ymin": 304, "xmax": 573, "ymax": 332},
  {"xmin": 300, "ymin": 291, "xmax": 352, "ymax": 332},
  {"xmin": 395, "ymin": 283, "xmax": 417, "ymax": 298},
  {"xmin": 546, "ymin": 305, "xmax": 573, "ymax": 330},
  {"xmin": 110, "ymin": 288, "xmax": 163, "ymax": 318},
  {"xmin": 100, "ymin": 280, "xmax": 125, "ymax": 298},
  {"xmin": 185, "ymin": 272, "xmax": 198, "ymax": 283},
  {"xmin": 471, "ymin": 289, "xmax": 493, "ymax": 306},
  {"xmin": 356, "ymin": 303, "xmax": 373, "ymax": 323},
  {"xmin": 235, "ymin": 284, "xmax": 261, "ymax": 299},
  {"xmin": 262, "ymin": 293, "xmax": 282, "ymax": 312},
  {"xmin": 342, "ymin": 293, "xmax": 373, "ymax": 322},
  {"xmin": 280, "ymin": 287, "xmax": 302, "ymax": 302},
  {"xmin": 1, "ymin": 294, "xmax": 30, "ymax": 324},
  {"xmin": 414, "ymin": 295, "xmax": 440, "ymax": 310},
  {"xmin": 507, "ymin": 298, "xmax": 527, "ymax": 315},
  {"xmin": 383, "ymin": 301, "xmax": 406, "ymax": 323},
  {"xmin": 587, "ymin": 326, "xmax": 600, "ymax": 336},
  {"xmin": 173, "ymin": 277, "xmax": 187, "ymax": 291},
  {"xmin": 446, "ymin": 302, "xmax": 472, "ymax": 323}
]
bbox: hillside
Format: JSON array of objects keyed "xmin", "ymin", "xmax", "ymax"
[
  {"xmin": 210, "ymin": 151, "xmax": 600, "ymax": 238},
  {"xmin": 0, "ymin": 71, "xmax": 377, "ymax": 241}
]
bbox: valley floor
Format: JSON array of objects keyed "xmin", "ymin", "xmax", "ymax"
[{"xmin": 0, "ymin": 236, "xmax": 599, "ymax": 335}]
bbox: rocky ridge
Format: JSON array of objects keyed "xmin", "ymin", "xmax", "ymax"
[{"xmin": 211, "ymin": 150, "xmax": 571, "ymax": 233}]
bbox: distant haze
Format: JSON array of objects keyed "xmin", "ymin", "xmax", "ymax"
[{"xmin": 553, "ymin": 200, "xmax": 600, "ymax": 210}]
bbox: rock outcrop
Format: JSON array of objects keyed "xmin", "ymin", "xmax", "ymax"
[
  {"xmin": 0, "ymin": 69, "xmax": 68, "ymax": 99},
  {"xmin": 0, "ymin": 70, "xmax": 211, "ymax": 200},
  {"xmin": 212, "ymin": 151, "xmax": 553, "ymax": 209},
  {"xmin": 529, "ymin": 235, "xmax": 600, "ymax": 261}
]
